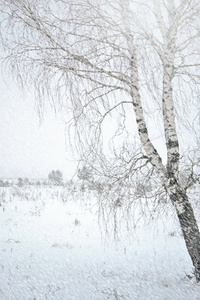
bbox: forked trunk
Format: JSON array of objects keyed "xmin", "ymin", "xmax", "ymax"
[
  {"xmin": 168, "ymin": 181, "xmax": 200, "ymax": 282},
  {"xmin": 121, "ymin": 0, "xmax": 200, "ymax": 281}
]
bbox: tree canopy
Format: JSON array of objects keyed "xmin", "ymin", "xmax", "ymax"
[{"xmin": 0, "ymin": 0, "xmax": 200, "ymax": 280}]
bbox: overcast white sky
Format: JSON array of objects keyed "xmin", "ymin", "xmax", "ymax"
[{"xmin": 0, "ymin": 73, "xmax": 77, "ymax": 180}]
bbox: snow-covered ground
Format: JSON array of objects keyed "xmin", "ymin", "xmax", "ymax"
[{"xmin": 0, "ymin": 185, "xmax": 199, "ymax": 299}]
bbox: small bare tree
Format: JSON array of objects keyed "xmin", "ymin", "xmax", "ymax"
[
  {"xmin": 0, "ymin": 0, "xmax": 200, "ymax": 280},
  {"xmin": 48, "ymin": 170, "xmax": 63, "ymax": 185}
]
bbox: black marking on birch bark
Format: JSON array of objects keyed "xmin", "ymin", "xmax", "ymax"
[
  {"xmin": 167, "ymin": 169, "xmax": 175, "ymax": 179},
  {"xmin": 152, "ymin": 149, "xmax": 163, "ymax": 164},
  {"xmin": 138, "ymin": 127, "xmax": 147, "ymax": 134},
  {"xmin": 167, "ymin": 176, "xmax": 177, "ymax": 187},
  {"xmin": 169, "ymin": 184, "xmax": 184, "ymax": 204},
  {"xmin": 169, "ymin": 152, "xmax": 179, "ymax": 162},
  {"xmin": 167, "ymin": 159, "xmax": 179, "ymax": 178},
  {"xmin": 152, "ymin": 148, "xmax": 158, "ymax": 155},
  {"xmin": 170, "ymin": 186, "xmax": 200, "ymax": 282},
  {"xmin": 166, "ymin": 139, "xmax": 179, "ymax": 149},
  {"xmin": 166, "ymin": 123, "xmax": 172, "ymax": 127},
  {"xmin": 136, "ymin": 118, "xmax": 142, "ymax": 123},
  {"xmin": 132, "ymin": 85, "xmax": 138, "ymax": 91}
]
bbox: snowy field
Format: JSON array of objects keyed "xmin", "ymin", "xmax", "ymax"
[{"xmin": 0, "ymin": 185, "xmax": 199, "ymax": 300}]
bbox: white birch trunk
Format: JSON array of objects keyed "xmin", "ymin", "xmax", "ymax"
[
  {"xmin": 167, "ymin": 181, "xmax": 200, "ymax": 282},
  {"xmin": 122, "ymin": 0, "xmax": 200, "ymax": 281}
]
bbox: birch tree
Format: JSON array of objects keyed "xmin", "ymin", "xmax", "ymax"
[{"xmin": 0, "ymin": 0, "xmax": 200, "ymax": 281}]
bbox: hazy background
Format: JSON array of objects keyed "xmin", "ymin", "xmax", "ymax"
[{"xmin": 0, "ymin": 72, "xmax": 76, "ymax": 180}]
